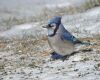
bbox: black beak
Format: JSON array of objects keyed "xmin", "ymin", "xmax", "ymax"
[{"xmin": 42, "ymin": 25, "xmax": 49, "ymax": 28}]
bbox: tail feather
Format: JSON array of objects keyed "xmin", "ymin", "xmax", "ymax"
[{"xmin": 74, "ymin": 39, "xmax": 91, "ymax": 45}]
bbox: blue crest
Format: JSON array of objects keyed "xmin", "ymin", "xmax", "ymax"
[{"xmin": 48, "ymin": 16, "xmax": 62, "ymax": 25}]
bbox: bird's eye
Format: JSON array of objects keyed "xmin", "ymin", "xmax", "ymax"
[
  {"xmin": 50, "ymin": 23, "xmax": 56, "ymax": 27},
  {"xmin": 50, "ymin": 23, "xmax": 56, "ymax": 30}
]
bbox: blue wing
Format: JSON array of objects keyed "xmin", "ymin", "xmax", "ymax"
[{"xmin": 61, "ymin": 31, "xmax": 82, "ymax": 44}]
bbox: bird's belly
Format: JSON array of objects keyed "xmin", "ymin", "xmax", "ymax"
[{"xmin": 48, "ymin": 36, "xmax": 75, "ymax": 56}]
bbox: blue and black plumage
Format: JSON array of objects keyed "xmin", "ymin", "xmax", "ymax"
[
  {"xmin": 61, "ymin": 30, "xmax": 82, "ymax": 44},
  {"xmin": 43, "ymin": 16, "xmax": 90, "ymax": 60}
]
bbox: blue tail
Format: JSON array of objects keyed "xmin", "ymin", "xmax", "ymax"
[{"xmin": 74, "ymin": 39, "xmax": 91, "ymax": 45}]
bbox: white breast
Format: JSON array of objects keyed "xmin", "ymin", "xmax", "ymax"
[{"xmin": 48, "ymin": 34, "xmax": 75, "ymax": 56}]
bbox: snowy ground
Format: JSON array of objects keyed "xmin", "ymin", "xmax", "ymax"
[{"xmin": 0, "ymin": 37, "xmax": 100, "ymax": 80}]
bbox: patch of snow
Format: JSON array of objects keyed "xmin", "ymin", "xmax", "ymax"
[
  {"xmin": 86, "ymin": 23, "xmax": 100, "ymax": 34},
  {"xmin": 85, "ymin": 7, "xmax": 100, "ymax": 17},
  {"xmin": 45, "ymin": 3, "xmax": 71, "ymax": 8},
  {"xmin": 62, "ymin": 7, "xmax": 100, "ymax": 37},
  {"xmin": 13, "ymin": 24, "xmax": 33, "ymax": 30},
  {"xmin": 0, "ymin": 22, "xmax": 46, "ymax": 39},
  {"xmin": 45, "ymin": 0, "xmax": 87, "ymax": 9}
]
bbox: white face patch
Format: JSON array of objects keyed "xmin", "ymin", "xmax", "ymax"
[
  {"xmin": 50, "ymin": 23, "xmax": 56, "ymax": 29},
  {"xmin": 47, "ymin": 23, "xmax": 57, "ymax": 36},
  {"xmin": 51, "ymin": 26, "xmax": 56, "ymax": 30},
  {"xmin": 48, "ymin": 28, "xmax": 54, "ymax": 36}
]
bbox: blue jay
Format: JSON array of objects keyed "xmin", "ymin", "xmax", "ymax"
[{"xmin": 43, "ymin": 16, "xmax": 90, "ymax": 60}]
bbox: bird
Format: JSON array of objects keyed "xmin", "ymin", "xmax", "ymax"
[{"xmin": 42, "ymin": 16, "xmax": 90, "ymax": 60}]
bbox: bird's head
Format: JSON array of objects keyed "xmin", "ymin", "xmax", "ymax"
[{"xmin": 42, "ymin": 16, "xmax": 62, "ymax": 37}]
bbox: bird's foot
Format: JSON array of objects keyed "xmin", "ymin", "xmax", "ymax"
[
  {"xmin": 50, "ymin": 51, "xmax": 79, "ymax": 61},
  {"xmin": 50, "ymin": 52, "xmax": 63, "ymax": 60}
]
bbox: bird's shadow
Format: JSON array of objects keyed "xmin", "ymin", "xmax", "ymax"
[
  {"xmin": 50, "ymin": 48, "xmax": 93, "ymax": 61},
  {"xmin": 62, "ymin": 48, "xmax": 93, "ymax": 61}
]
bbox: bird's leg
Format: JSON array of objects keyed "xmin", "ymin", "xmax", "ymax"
[
  {"xmin": 50, "ymin": 51, "xmax": 82, "ymax": 61},
  {"xmin": 50, "ymin": 51, "xmax": 78, "ymax": 61},
  {"xmin": 50, "ymin": 52, "xmax": 64, "ymax": 60}
]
